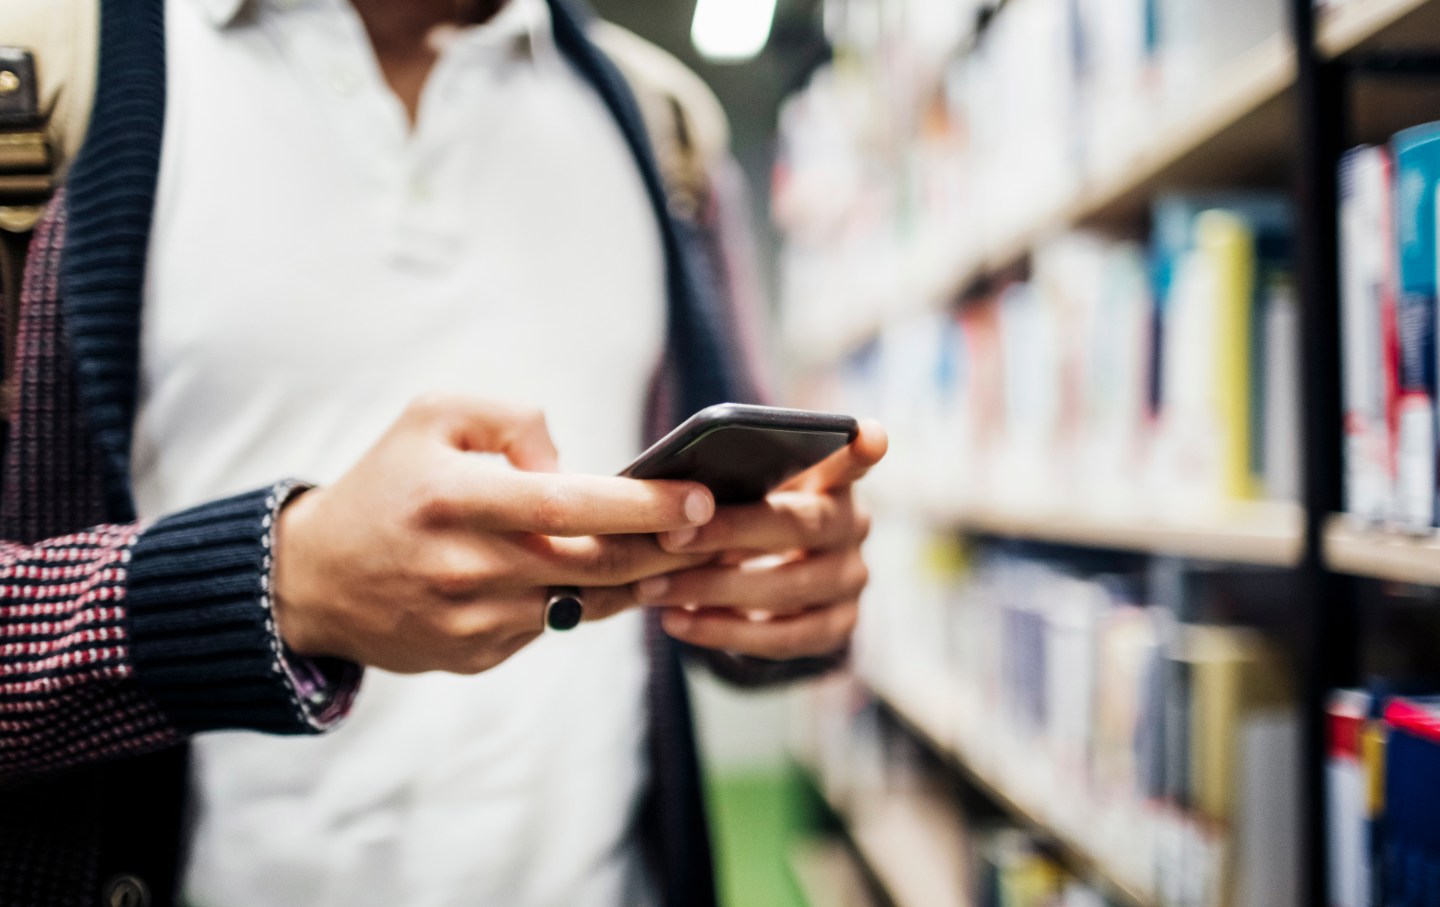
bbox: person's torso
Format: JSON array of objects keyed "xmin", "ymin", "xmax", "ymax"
[{"xmin": 133, "ymin": 0, "xmax": 667, "ymax": 903}]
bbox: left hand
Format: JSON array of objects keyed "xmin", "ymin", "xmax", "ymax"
[{"xmin": 635, "ymin": 420, "xmax": 888, "ymax": 660}]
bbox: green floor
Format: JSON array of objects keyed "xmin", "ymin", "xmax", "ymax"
[{"xmin": 707, "ymin": 767, "xmax": 819, "ymax": 907}]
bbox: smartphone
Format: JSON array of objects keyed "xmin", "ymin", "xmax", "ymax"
[{"xmin": 620, "ymin": 403, "xmax": 859, "ymax": 505}]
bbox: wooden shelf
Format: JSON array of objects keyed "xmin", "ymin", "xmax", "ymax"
[
  {"xmin": 1318, "ymin": 0, "xmax": 1440, "ymax": 57},
  {"xmin": 1324, "ymin": 514, "xmax": 1440, "ymax": 585},
  {"xmin": 877, "ymin": 492, "xmax": 1306, "ymax": 566},
  {"xmin": 865, "ymin": 675, "xmax": 1158, "ymax": 907},
  {"xmin": 797, "ymin": 758, "xmax": 973, "ymax": 907}
]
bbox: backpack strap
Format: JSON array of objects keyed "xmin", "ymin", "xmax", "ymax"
[
  {"xmin": 590, "ymin": 22, "xmax": 730, "ymax": 225},
  {"xmin": 0, "ymin": 0, "xmax": 98, "ymax": 414}
]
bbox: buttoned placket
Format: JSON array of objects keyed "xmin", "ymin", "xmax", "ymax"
[{"xmin": 255, "ymin": 0, "xmax": 550, "ymax": 273}]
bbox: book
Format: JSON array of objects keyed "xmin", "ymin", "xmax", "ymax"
[
  {"xmin": 1391, "ymin": 124, "xmax": 1440, "ymax": 528},
  {"xmin": 1263, "ymin": 276, "xmax": 1302, "ymax": 501},
  {"xmin": 1172, "ymin": 625, "xmax": 1299, "ymax": 907},
  {"xmin": 1339, "ymin": 146, "xmax": 1399, "ymax": 524},
  {"xmin": 1381, "ymin": 697, "xmax": 1440, "ymax": 905},
  {"xmin": 1149, "ymin": 194, "xmax": 1292, "ymax": 508},
  {"xmin": 1327, "ymin": 689, "xmax": 1375, "ymax": 907}
]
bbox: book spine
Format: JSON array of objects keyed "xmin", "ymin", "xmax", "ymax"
[
  {"xmin": 1392, "ymin": 126, "xmax": 1440, "ymax": 527},
  {"xmin": 1194, "ymin": 210, "xmax": 1259, "ymax": 501},
  {"xmin": 1327, "ymin": 690, "xmax": 1371, "ymax": 907},
  {"xmin": 1339, "ymin": 147, "xmax": 1395, "ymax": 522}
]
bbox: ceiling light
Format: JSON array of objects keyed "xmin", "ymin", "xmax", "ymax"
[{"xmin": 691, "ymin": 0, "xmax": 778, "ymax": 62}]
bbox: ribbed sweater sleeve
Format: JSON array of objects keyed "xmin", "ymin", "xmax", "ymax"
[{"xmin": 0, "ymin": 482, "xmax": 360, "ymax": 783}]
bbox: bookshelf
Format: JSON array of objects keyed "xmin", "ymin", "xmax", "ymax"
[
  {"xmin": 787, "ymin": 0, "xmax": 1440, "ymax": 371},
  {"xmin": 784, "ymin": 30, "xmax": 1297, "ymax": 369},
  {"xmin": 797, "ymin": 752, "xmax": 973, "ymax": 907},
  {"xmin": 778, "ymin": 0, "xmax": 1440, "ymax": 904},
  {"xmin": 863, "ymin": 674, "xmax": 1159, "ymax": 907}
]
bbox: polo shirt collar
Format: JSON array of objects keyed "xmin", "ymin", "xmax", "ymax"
[
  {"xmin": 194, "ymin": 0, "xmax": 246, "ymax": 27},
  {"xmin": 188, "ymin": 0, "xmax": 558, "ymax": 67}
]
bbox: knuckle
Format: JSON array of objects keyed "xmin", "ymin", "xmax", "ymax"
[
  {"xmin": 846, "ymin": 556, "xmax": 870, "ymax": 596},
  {"xmin": 854, "ymin": 505, "xmax": 873, "ymax": 542},
  {"xmin": 789, "ymin": 497, "xmax": 825, "ymax": 537},
  {"xmin": 409, "ymin": 477, "xmax": 459, "ymax": 527},
  {"xmin": 834, "ymin": 602, "xmax": 860, "ymax": 639},
  {"xmin": 786, "ymin": 495, "xmax": 834, "ymax": 543},
  {"xmin": 532, "ymin": 483, "xmax": 575, "ymax": 536},
  {"xmin": 423, "ymin": 549, "xmax": 484, "ymax": 600},
  {"xmin": 405, "ymin": 392, "xmax": 455, "ymax": 423},
  {"xmin": 520, "ymin": 406, "xmax": 548, "ymax": 431},
  {"xmin": 585, "ymin": 542, "xmax": 632, "ymax": 584}
]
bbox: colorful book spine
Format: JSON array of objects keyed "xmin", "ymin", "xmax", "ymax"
[
  {"xmin": 1381, "ymin": 698, "xmax": 1440, "ymax": 906},
  {"xmin": 1391, "ymin": 124, "xmax": 1440, "ymax": 527},
  {"xmin": 1327, "ymin": 689, "xmax": 1373, "ymax": 907},
  {"xmin": 1339, "ymin": 146, "xmax": 1399, "ymax": 523},
  {"xmin": 1195, "ymin": 210, "xmax": 1259, "ymax": 500}
]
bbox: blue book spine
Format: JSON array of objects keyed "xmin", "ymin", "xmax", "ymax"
[
  {"xmin": 1382, "ymin": 696, "xmax": 1440, "ymax": 906},
  {"xmin": 1391, "ymin": 124, "xmax": 1440, "ymax": 526}
]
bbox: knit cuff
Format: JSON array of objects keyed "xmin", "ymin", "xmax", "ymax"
[{"xmin": 122, "ymin": 482, "xmax": 361, "ymax": 735}]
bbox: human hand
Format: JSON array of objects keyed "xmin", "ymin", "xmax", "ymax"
[
  {"xmin": 273, "ymin": 394, "xmax": 715, "ymax": 674},
  {"xmin": 637, "ymin": 420, "xmax": 887, "ymax": 660}
]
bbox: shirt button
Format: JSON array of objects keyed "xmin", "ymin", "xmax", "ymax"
[
  {"xmin": 329, "ymin": 67, "xmax": 362, "ymax": 97},
  {"xmin": 101, "ymin": 874, "xmax": 151, "ymax": 907}
]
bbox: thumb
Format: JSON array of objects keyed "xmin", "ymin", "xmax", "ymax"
[
  {"xmin": 407, "ymin": 394, "xmax": 561, "ymax": 472},
  {"xmin": 783, "ymin": 419, "xmax": 888, "ymax": 493}
]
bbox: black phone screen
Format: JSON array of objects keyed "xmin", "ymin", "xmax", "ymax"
[{"xmin": 621, "ymin": 404, "xmax": 857, "ymax": 504}]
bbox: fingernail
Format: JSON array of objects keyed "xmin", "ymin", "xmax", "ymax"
[
  {"xmin": 637, "ymin": 577, "xmax": 668, "ymax": 601},
  {"xmin": 684, "ymin": 490, "xmax": 713, "ymax": 525},
  {"xmin": 665, "ymin": 611, "xmax": 694, "ymax": 634},
  {"xmin": 663, "ymin": 526, "xmax": 697, "ymax": 550}
]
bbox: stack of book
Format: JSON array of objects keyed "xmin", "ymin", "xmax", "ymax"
[
  {"xmin": 810, "ymin": 193, "xmax": 1299, "ymax": 518},
  {"xmin": 973, "ymin": 829, "xmax": 1112, "ymax": 907},
  {"xmin": 795, "ymin": 675, "xmax": 1136, "ymax": 907},
  {"xmin": 777, "ymin": 0, "xmax": 1289, "ymax": 357},
  {"xmin": 1327, "ymin": 689, "xmax": 1440, "ymax": 907},
  {"xmin": 1339, "ymin": 123, "xmax": 1440, "ymax": 530},
  {"xmin": 854, "ymin": 525, "xmax": 1302, "ymax": 907}
]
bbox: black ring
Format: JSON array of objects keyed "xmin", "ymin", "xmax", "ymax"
[{"xmin": 544, "ymin": 587, "xmax": 584, "ymax": 631}]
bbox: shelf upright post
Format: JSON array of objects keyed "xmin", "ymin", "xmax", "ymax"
[{"xmin": 1290, "ymin": 0, "xmax": 1355, "ymax": 905}]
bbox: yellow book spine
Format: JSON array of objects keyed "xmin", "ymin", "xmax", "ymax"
[
  {"xmin": 1364, "ymin": 722, "xmax": 1386, "ymax": 819},
  {"xmin": 1196, "ymin": 210, "xmax": 1258, "ymax": 500}
]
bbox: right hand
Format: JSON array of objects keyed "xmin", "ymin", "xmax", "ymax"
[{"xmin": 272, "ymin": 394, "xmax": 715, "ymax": 674}]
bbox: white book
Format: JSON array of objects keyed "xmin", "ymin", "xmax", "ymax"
[{"xmin": 1338, "ymin": 146, "xmax": 1394, "ymax": 522}]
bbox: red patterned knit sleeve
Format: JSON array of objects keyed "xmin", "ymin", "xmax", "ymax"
[
  {"xmin": 0, "ymin": 525, "xmax": 178, "ymax": 778},
  {"xmin": 0, "ymin": 485, "xmax": 363, "ymax": 785}
]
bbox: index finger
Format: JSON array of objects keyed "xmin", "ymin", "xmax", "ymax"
[
  {"xmin": 779, "ymin": 419, "xmax": 888, "ymax": 493},
  {"xmin": 453, "ymin": 469, "xmax": 716, "ymax": 537}
]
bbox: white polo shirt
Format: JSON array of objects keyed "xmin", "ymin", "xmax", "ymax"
[{"xmin": 132, "ymin": 0, "xmax": 668, "ymax": 903}]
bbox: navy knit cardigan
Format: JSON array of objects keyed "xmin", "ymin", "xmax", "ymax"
[{"xmin": 0, "ymin": 0, "xmax": 808, "ymax": 903}]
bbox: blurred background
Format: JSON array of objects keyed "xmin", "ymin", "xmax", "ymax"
[{"xmin": 593, "ymin": 1, "xmax": 1440, "ymax": 906}]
